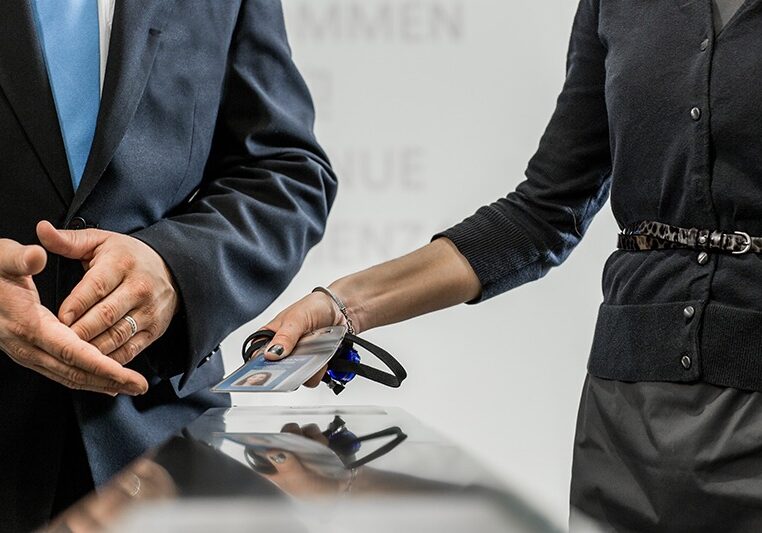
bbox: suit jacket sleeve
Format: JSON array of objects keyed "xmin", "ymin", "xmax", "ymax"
[
  {"xmin": 132, "ymin": 0, "xmax": 337, "ymax": 386},
  {"xmin": 435, "ymin": 0, "xmax": 611, "ymax": 301}
]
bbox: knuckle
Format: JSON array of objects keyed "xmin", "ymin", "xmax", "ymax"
[
  {"xmin": 278, "ymin": 326, "xmax": 301, "ymax": 346},
  {"xmin": 9, "ymin": 321, "xmax": 26, "ymax": 339},
  {"xmin": 98, "ymin": 302, "xmax": 120, "ymax": 327},
  {"xmin": 142, "ymin": 302, "xmax": 156, "ymax": 318},
  {"xmin": 13, "ymin": 344, "xmax": 32, "ymax": 363},
  {"xmin": 68, "ymin": 294, "xmax": 89, "ymax": 315},
  {"xmin": 71, "ymin": 323, "xmax": 89, "ymax": 340},
  {"xmin": 111, "ymin": 350, "xmax": 130, "ymax": 365},
  {"xmin": 131, "ymin": 277, "xmax": 153, "ymax": 300},
  {"xmin": 67, "ymin": 367, "xmax": 86, "ymax": 384},
  {"xmin": 59, "ymin": 343, "xmax": 78, "ymax": 364},
  {"xmin": 145, "ymin": 323, "xmax": 160, "ymax": 339},
  {"xmin": 125, "ymin": 341, "xmax": 141, "ymax": 359},
  {"xmin": 272, "ymin": 334, "xmax": 293, "ymax": 348},
  {"xmin": 10, "ymin": 319, "xmax": 35, "ymax": 343},
  {"xmin": 55, "ymin": 377, "xmax": 75, "ymax": 389},
  {"xmin": 107, "ymin": 324, "xmax": 129, "ymax": 347},
  {"xmin": 90, "ymin": 275, "xmax": 111, "ymax": 299},
  {"xmin": 117, "ymin": 254, "xmax": 137, "ymax": 271}
]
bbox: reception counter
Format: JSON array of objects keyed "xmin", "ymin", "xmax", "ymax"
[{"xmin": 47, "ymin": 407, "xmax": 558, "ymax": 532}]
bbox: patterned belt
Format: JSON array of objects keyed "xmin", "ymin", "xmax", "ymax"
[{"xmin": 617, "ymin": 220, "xmax": 762, "ymax": 255}]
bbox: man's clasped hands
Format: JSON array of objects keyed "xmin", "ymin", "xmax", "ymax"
[{"xmin": 0, "ymin": 221, "xmax": 179, "ymax": 397}]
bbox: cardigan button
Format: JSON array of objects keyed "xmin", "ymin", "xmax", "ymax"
[
  {"xmin": 690, "ymin": 107, "xmax": 702, "ymax": 121},
  {"xmin": 697, "ymin": 252, "xmax": 710, "ymax": 265},
  {"xmin": 681, "ymin": 355, "xmax": 692, "ymax": 370}
]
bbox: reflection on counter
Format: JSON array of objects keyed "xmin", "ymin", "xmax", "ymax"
[{"xmin": 46, "ymin": 407, "xmax": 559, "ymax": 533}]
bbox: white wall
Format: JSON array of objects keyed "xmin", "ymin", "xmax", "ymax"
[{"xmin": 221, "ymin": 1, "xmax": 618, "ymax": 528}]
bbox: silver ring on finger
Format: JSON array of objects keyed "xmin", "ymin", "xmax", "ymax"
[{"xmin": 123, "ymin": 315, "xmax": 138, "ymax": 338}]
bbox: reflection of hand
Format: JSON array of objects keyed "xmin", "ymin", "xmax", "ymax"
[
  {"xmin": 256, "ymin": 449, "xmax": 343, "ymax": 497},
  {"xmin": 0, "ymin": 238, "xmax": 147, "ymax": 395},
  {"xmin": 280, "ymin": 422, "xmax": 330, "ymax": 446},
  {"xmin": 260, "ymin": 291, "xmax": 347, "ymax": 387},
  {"xmin": 243, "ymin": 423, "xmax": 344, "ymax": 497},
  {"xmin": 37, "ymin": 221, "xmax": 178, "ymax": 366},
  {"xmin": 49, "ymin": 458, "xmax": 177, "ymax": 533}
]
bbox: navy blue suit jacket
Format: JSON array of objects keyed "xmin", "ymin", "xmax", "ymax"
[{"xmin": 0, "ymin": 1, "xmax": 336, "ymax": 528}]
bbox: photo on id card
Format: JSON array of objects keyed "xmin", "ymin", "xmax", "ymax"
[{"xmin": 212, "ymin": 325, "xmax": 348, "ymax": 393}]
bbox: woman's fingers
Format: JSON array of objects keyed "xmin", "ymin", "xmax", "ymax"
[
  {"xmin": 281, "ymin": 423, "xmax": 302, "ymax": 435},
  {"xmin": 263, "ymin": 293, "xmax": 340, "ymax": 361},
  {"xmin": 263, "ymin": 317, "xmax": 309, "ymax": 360}
]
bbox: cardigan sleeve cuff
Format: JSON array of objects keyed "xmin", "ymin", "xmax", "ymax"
[{"xmin": 433, "ymin": 204, "xmax": 547, "ymax": 303}]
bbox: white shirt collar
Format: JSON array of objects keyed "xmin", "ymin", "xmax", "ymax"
[{"xmin": 97, "ymin": 0, "xmax": 116, "ymax": 92}]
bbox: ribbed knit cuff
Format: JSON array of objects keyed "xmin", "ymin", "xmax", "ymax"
[{"xmin": 433, "ymin": 204, "xmax": 544, "ymax": 303}]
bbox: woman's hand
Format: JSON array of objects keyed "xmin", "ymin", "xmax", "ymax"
[{"xmin": 261, "ymin": 290, "xmax": 348, "ymax": 387}]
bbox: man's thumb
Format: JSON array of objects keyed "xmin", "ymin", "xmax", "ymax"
[
  {"xmin": 0, "ymin": 240, "xmax": 46, "ymax": 277},
  {"xmin": 36, "ymin": 220, "xmax": 105, "ymax": 261}
]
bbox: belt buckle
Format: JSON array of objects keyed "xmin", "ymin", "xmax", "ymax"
[{"xmin": 733, "ymin": 231, "xmax": 752, "ymax": 255}]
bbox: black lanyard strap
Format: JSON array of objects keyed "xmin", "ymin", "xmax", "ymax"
[
  {"xmin": 241, "ymin": 330, "xmax": 275, "ymax": 362},
  {"xmin": 345, "ymin": 426, "xmax": 407, "ymax": 469},
  {"xmin": 328, "ymin": 333, "xmax": 407, "ymax": 389},
  {"xmin": 323, "ymin": 416, "xmax": 408, "ymax": 469}
]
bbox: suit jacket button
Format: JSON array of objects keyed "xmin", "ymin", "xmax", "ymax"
[
  {"xmin": 681, "ymin": 355, "xmax": 692, "ymax": 370},
  {"xmin": 66, "ymin": 217, "xmax": 88, "ymax": 230}
]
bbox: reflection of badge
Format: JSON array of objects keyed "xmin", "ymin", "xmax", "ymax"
[{"xmin": 221, "ymin": 415, "xmax": 407, "ymax": 481}]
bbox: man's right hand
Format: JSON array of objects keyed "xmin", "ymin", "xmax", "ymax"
[{"xmin": 0, "ymin": 239, "xmax": 148, "ymax": 396}]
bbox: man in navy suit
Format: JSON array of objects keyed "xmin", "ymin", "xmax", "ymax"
[{"xmin": 0, "ymin": 1, "xmax": 336, "ymax": 529}]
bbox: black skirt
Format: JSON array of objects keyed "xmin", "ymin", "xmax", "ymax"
[{"xmin": 570, "ymin": 375, "xmax": 762, "ymax": 532}]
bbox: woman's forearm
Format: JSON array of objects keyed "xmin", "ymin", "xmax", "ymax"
[{"xmin": 329, "ymin": 238, "xmax": 481, "ymax": 333}]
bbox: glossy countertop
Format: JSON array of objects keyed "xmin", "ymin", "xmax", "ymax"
[{"xmin": 48, "ymin": 406, "xmax": 558, "ymax": 532}]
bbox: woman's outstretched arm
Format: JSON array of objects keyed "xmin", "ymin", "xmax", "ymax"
[{"xmin": 261, "ymin": 237, "xmax": 480, "ymax": 367}]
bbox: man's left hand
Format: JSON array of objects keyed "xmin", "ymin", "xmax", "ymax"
[{"xmin": 37, "ymin": 221, "xmax": 179, "ymax": 365}]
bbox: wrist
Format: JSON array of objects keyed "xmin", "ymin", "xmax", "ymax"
[{"xmin": 327, "ymin": 280, "xmax": 367, "ymax": 334}]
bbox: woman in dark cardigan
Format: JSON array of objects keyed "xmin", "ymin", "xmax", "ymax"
[{"xmin": 261, "ymin": 1, "xmax": 758, "ymax": 529}]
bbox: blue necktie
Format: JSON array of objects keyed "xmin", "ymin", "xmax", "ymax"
[{"xmin": 34, "ymin": 0, "xmax": 100, "ymax": 191}]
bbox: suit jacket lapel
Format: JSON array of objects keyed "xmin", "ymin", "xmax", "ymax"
[
  {"xmin": 68, "ymin": 0, "xmax": 175, "ymax": 218},
  {"xmin": 0, "ymin": 2, "xmax": 74, "ymax": 205}
]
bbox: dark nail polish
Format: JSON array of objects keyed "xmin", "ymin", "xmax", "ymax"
[{"xmin": 268, "ymin": 344, "xmax": 285, "ymax": 357}]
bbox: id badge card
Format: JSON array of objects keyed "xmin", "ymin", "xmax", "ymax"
[{"xmin": 211, "ymin": 325, "xmax": 347, "ymax": 393}]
